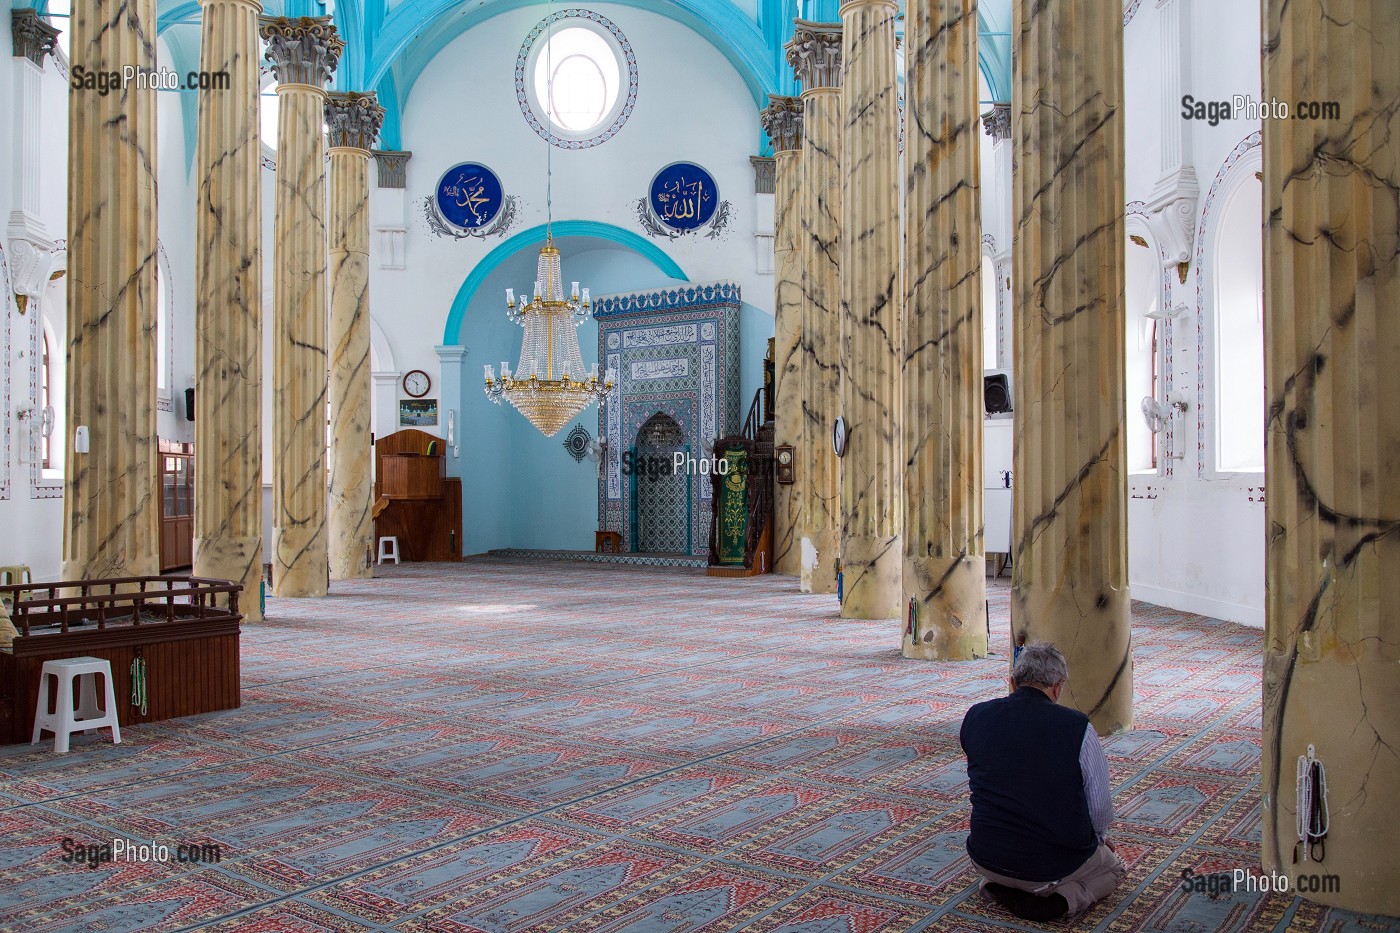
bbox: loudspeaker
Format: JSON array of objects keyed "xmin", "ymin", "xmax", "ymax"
[
  {"xmin": 185, "ymin": 387, "xmax": 196, "ymax": 422},
  {"xmin": 984, "ymin": 371, "xmax": 1013, "ymax": 416}
]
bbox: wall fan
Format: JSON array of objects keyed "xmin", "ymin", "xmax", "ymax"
[{"xmin": 1141, "ymin": 397, "xmax": 1169, "ymax": 434}]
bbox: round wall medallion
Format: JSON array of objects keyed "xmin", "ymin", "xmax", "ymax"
[
  {"xmin": 649, "ymin": 162, "xmax": 719, "ymax": 231},
  {"xmin": 516, "ymin": 10, "xmax": 638, "ymax": 150},
  {"xmin": 434, "ymin": 163, "xmax": 505, "ymax": 231},
  {"xmin": 563, "ymin": 424, "xmax": 593, "ymax": 462}
]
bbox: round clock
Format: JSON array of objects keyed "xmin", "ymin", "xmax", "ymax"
[
  {"xmin": 832, "ymin": 417, "xmax": 848, "ymax": 458},
  {"xmin": 777, "ymin": 448, "xmax": 793, "ymax": 467},
  {"xmin": 402, "ymin": 370, "xmax": 432, "ymax": 398}
]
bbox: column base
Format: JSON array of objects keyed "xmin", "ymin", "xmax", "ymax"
[
  {"xmin": 902, "ymin": 555, "xmax": 987, "ymax": 660},
  {"xmin": 839, "ymin": 534, "xmax": 901, "ymax": 620},
  {"xmin": 1262, "ymin": 655, "xmax": 1400, "ymax": 917},
  {"xmin": 800, "ymin": 530, "xmax": 839, "ymax": 594},
  {"xmin": 272, "ymin": 528, "xmax": 329, "ymax": 598},
  {"xmin": 194, "ymin": 533, "xmax": 265, "ymax": 623}
]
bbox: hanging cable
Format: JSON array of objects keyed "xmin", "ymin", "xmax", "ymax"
[{"xmin": 545, "ymin": 0, "xmax": 553, "ymax": 236}]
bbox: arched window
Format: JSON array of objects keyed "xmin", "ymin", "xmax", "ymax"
[
  {"xmin": 1125, "ymin": 233, "xmax": 1160, "ymax": 472},
  {"xmin": 1213, "ymin": 174, "xmax": 1264, "ymax": 473},
  {"xmin": 981, "ymin": 254, "xmax": 998, "ymax": 371}
]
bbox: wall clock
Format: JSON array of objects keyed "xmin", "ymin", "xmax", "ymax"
[
  {"xmin": 402, "ymin": 370, "xmax": 432, "ymax": 398},
  {"xmin": 775, "ymin": 444, "xmax": 795, "ymax": 485},
  {"xmin": 832, "ymin": 417, "xmax": 847, "ymax": 458}
]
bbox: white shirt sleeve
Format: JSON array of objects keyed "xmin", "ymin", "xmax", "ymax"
[{"xmin": 1080, "ymin": 723, "xmax": 1114, "ymax": 842}]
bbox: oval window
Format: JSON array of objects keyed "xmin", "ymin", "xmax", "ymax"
[{"xmin": 518, "ymin": 12, "xmax": 637, "ymax": 149}]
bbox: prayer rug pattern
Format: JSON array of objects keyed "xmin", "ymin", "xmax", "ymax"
[{"xmin": 1, "ymin": 559, "xmax": 1396, "ymax": 932}]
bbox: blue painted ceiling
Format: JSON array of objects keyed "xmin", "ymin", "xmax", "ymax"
[{"xmin": 129, "ymin": 0, "xmax": 1011, "ymax": 161}]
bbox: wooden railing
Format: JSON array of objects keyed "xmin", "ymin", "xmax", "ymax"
[{"xmin": 0, "ymin": 576, "xmax": 242, "ymax": 638}]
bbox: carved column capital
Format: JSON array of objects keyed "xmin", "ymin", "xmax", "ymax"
[
  {"xmin": 371, "ymin": 149, "xmax": 412, "ymax": 188},
  {"xmin": 981, "ymin": 103, "xmax": 1011, "ymax": 141},
  {"xmin": 760, "ymin": 95, "xmax": 804, "ymax": 153},
  {"xmin": 749, "ymin": 156, "xmax": 776, "ymax": 194},
  {"xmin": 786, "ymin": 20, "xmax": 843, "ymax": 91},
  {"xmin": 258, "ymin": 16, "xmax": 342, "ymax": 88},
  {"xmin": 11, "ymin": 9, "xmax": 60, "ymax": 67},
  {"xmin": 325, "ymin": 91, "xmax": 384, "ymax": 151}
]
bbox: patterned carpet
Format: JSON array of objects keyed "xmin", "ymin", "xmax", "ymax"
[{"xmin": 2, "ymin": 559, "xmax": 1397, "ymax": 932}]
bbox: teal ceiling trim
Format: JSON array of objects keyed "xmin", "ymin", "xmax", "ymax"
[
  {"xmin": 369, "ymin": 0, "xmax": 777, "ymax": 114},
  {"xmin": 156, "ymin": 1, "xmax": 203, "ymax": 34},
  {"xmin": 332, "ymin": 0, "xmax": 364, "ymax": 90},
  {"xmin": 442, "ymin": 220, "xmax": 689, "ymax": 345}
]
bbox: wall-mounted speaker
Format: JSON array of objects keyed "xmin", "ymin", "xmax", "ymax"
[
  {"xmin": 184, "ymin": 387, "xmax": 196, "ymax": 422},
  {"xmin": 984, "ymin": 370, "xmax": 1013, "ymax": 416}
]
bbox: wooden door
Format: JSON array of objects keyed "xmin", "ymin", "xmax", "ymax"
[{"xmin": 159, "ymin": 444, "xmax": 194, "ymax": 571}]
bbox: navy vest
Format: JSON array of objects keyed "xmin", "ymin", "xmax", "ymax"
[{"xmin": 960, "ymin": 686, "xmax": 1098, "ymax": 882}]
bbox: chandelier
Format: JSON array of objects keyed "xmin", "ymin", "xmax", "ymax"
[
  {"xmin": 483, "ymin": 243, "xmax": 615, "ymax": 436},
  {"xmin": 481, "ymin": 0, "xmax": 614, "ymax": 436}
]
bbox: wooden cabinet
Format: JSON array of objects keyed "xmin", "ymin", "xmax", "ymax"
[{"xmin": 373, "ymin": 430, "xmax": 463, "ymax": 562}]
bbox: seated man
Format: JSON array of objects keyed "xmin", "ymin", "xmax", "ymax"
[{"xmin": 959, "ymin": 641, "xmax": 1126, "ymax": 921}]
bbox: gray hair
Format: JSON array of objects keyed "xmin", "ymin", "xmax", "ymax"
[{"xmin": 1012, "ymin": 641, "xmax": 1068, "ymax": 689}]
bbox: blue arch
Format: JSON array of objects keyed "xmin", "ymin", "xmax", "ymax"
[{"xmin": 442, "ymin": 220, "xmax": 689, "ymax": 345}]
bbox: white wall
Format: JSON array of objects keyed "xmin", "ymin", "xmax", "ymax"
[{"xmin": 1121, "ymin": 0, "xmax": 1266, "ymax": 626}]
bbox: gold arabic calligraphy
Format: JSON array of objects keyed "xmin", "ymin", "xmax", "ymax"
[
  {"xmin": 441, "ymin": 172, "xmax": 493, "ymax": 225},
  {"xmin": 655, "ymin": 176, "xmax": 711, "ymax": 224}
]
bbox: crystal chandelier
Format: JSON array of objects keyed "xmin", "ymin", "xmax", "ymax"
[
  {"xmin": 483, "ymin": 243, "xmax": 615, "ymax": 436},
  {"xmin": 482, "ymin": 0, "xmax": 615, "ymax": 436}
]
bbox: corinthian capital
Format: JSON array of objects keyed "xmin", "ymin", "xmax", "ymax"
[
  {"xmin": 258, "ymin": 16, "xmax": 343, "ymax": 88},
  {"xmin": 11, "ymin": 9, "xmax": 60, "ymax": 68},
  {"xmin": 786, "ymin": 20, "xmax": 842, "ymax": 91},
  {"xmin": 326, "ymin": 92, "xmax": 385, "ymax": 151},
  {"xmin": 981, "ymin": 103, "xmax": 1011, "ymax": 142},
  {"xmin": 760, "ymin": 95, "xmax": 803, "ymax": 153}
]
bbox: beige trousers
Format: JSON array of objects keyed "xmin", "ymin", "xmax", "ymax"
[{"xmin": 972, "ymin": 844, "xmax": 1127, "ymax": 915}]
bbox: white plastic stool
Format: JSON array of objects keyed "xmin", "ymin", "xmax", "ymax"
[
  {"xmin": 31, "ymin": 656, "xmax": 122, "ymax": 754},
  {"xmin": 377, "ymin": 536, "xmax": 401, "ymax": 565}
]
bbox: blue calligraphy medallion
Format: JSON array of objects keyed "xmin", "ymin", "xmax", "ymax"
[
  {"xmin": 649, "ymin": 162, "xmax": 719, "ymax": 231},
  {"xmin": 435, "ymin": 163, "xmax": 505, "ymax": 230}
]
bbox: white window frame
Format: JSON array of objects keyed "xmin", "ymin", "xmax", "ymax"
[{"xmin": 1200, "ymin": 146, "xmax": 1265, "ymax": 480}]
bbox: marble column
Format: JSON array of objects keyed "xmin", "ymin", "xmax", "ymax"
[
  {"xmin": 192, "ymin": 0, "xmax": 264, "ymax": 620},
  {"xmin": 901, "ymin": 0, "xmax": 985, "ymax": 659},
  {"xmin": 1261, "ymin": 1, "xmax": 1399, "ymax": 915},
  {"xmin": 1011, "ymin": 0, "xmax": 1132, "ymax": 733},
  {"xmin": 260, "ymin": 16, "xmax": 342, "ymax": 597},
  {"xmin": 786, "ymin": 21, "xmax": 842, "ymax": 595},
  {"xmin": 326, "ymin": 91, "xmax": 384, "ymax": 581},
  {"xmin": 761, "ymin": 95, "xmax": 803, "ymax": 577},
  {"xmin": 838, "ymin": 0, "xmax": 901, "ymax": 620},
  {"xmin": 62, "ymin": 0, "xmax": 160, "ymax": 581}
]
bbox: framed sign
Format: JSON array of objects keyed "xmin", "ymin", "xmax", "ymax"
[
  {"xmin": 434, "ymin": 163, "xmax": 505, "ymax": 231},
  {"xmin": 399, "ymin": 398, "xmax": 439, "ymax": 427},
  {"xmin": 648, "ymin": 162, "xmax": 719, "ymax": 231}
]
